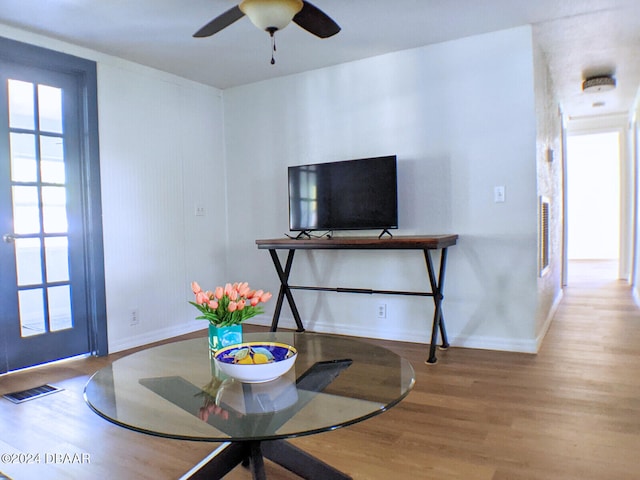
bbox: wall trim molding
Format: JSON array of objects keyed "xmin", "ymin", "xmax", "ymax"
[
  {"xmin": 251, "ymin": 314, "xmax": 540, "ymax": 354},
  {"xmin": 109, "ymin": 322, "xmax": 206, "ymax": 354},
  {"xmin": 536, "ymin": 288, "xmax": 564, "ymax": 352}
]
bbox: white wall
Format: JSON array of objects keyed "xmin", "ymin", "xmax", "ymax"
[
  {"xmin": 0, "ymin": 22, "xmax": 557, "ymax": 354},
  {"xmin": 0, "ymin": 24, "xmax": 228, "ymax": 352},
  {"xmin": 532, "ymin": 31, "xmax": 564, "ymax": 348},
  {"xmin": 224, "ymin": 26, "xmax": 541, "ymax": 352},
  {"xmin": 97, "ymin": 64, "xmax": 227, "ymax": 352},
  {"xmin": 632, "ymin": 98, "xmax": 640, "ymax": 298}
]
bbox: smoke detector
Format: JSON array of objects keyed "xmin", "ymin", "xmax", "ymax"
[{"xmin": 582, "ymin": 75, "xmax": 616, "ymax": 93}]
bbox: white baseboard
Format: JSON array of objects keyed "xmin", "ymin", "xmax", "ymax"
[
  {"xmin": 108, "ymin": 322, "xmax": 207, "ymax": 353},
  {"xmin": 110, "ymin": 306, "xmax": 553, "ymax": 356},
  {"xmin": 251, "ymin": 314, "xmax": 540, "ymax": 354},
  {"xmin": 449, "ymin": 334, "xmax": 538, "ymax": 354},
  {"xmin": 535, "ymin": 288, "xmax": 564, "ymax": 352},
  {"xmin": 633, "ymin": 286, "xmax": 640, "ymax": 307}
]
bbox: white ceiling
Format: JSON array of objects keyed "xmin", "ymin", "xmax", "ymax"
[{"xmin": 0, "ymin": 0, "xmax": 638, "ymax": 119}]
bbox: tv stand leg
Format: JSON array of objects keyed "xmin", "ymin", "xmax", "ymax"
[
  {"xmin": 268, "ymin": 249, "xmax": 305, "ymax": 332},
  {"xmin": 378, "ymin": 229, "xmax": 393, "ymax": 239}
]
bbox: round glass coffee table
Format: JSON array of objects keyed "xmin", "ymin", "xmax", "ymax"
[{"xmin": 84, "ymin": 332, "xmax": 415, "ymax": 480}]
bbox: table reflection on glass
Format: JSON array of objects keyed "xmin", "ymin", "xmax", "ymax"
[{"xmin": 84, "ymin": 332, "xmax": 415, "ymax": 480}]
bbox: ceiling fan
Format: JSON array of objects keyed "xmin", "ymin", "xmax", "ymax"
[{"xmin": 194, "ymin": 0, "xmax": 341, "ymax": 64}]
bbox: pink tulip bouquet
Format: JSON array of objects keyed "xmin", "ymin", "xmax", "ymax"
[{"xmin": 189, "ymin": 281, "xmax": 272, "ymax": 327}]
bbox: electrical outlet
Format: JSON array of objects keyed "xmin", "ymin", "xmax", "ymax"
[
  {"xmin": 376, "ymin": 303, "xmax": 387, "ymax": 319},
  {"xmin": 195, "ymin": 204, "xmax": 206, "ymax": 216},
  {"xmin": 130, "ymin": 309, "xmax": 139, "ymax": 326}
]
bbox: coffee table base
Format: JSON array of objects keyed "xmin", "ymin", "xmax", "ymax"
[{"xmin": 184, "ymin": 439, "xmax": 352, "ymax": 480}]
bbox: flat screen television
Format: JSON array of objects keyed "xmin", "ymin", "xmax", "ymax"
[{"xmin": 288, "ymin": 155, "xmax": 398, "ymax": 233}]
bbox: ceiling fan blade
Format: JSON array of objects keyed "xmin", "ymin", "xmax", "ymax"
[
  {"xmin": 193, "ymin": 5, "xmax": 245, "ymax": 38},
  {"xmin": 293, "ymin": 1, "xmax": 341, "ymax": 38}
]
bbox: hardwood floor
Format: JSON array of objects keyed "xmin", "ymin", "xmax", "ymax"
[{"xmin": 1, "ymin": 260, "xmax": 638, "ymax": 479}]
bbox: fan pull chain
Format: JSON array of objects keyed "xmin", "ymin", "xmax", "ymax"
[
  {"xmin": 267, "ymin": 27, "xmax": 277, "ymax": 65},
  {"xmin": 271, "ymin": 35, "xmax": 276, "ymax": 65}
]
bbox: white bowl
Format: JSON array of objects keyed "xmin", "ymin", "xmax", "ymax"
[{"xmin": 213, "ymin": 342, "xmax": 297, "ymax": 383}]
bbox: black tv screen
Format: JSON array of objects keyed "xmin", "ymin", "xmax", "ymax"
[{"xmin": 288, "ymin": 155, "xmax": 398, "ymax": 232}]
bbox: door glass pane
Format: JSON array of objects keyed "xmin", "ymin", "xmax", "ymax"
[
  {"xmin": 12, "ymin": 186, "xmax": 41, "ymax": 234},
  {"xmin": 44, "ymin": 237, "xmax": 69, "ymax": 283},
  {"xmin": 48, "ymin": 285, "xmax": 72, "ymax": 331},
  {"xmin": 10, "ymin": 133, "xmax": 37, "ymax": 182},
  {"xmin": 38, "ymin": 85, "xmax": 63, "ymax": 134},
  {"xmin": 15, "ymin": 237, "xmax": 43, "ymax": 286},
  {"xmin": 18, "ymin": 288, "xmax": 45, "ymax": 337},
  {"xmin": 40, "ymin": 136, "xmax": 65, "ymax": 184},
  {"xmin": 42, "ymin": 186, "xmax": 68, "ymax": 233},
  {"xmin": 8, "ymin": 79, "xmax": 35, "ymax": 130}
]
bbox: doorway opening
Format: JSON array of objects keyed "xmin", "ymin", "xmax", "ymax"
[{"xmin": 565, "ymin": 131, "xmax": 621, "ymax": 285}]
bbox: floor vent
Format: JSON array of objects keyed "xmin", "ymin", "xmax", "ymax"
[{"xmin": 3, "ymin": 384, "xmax": 63, "ymax": 404}]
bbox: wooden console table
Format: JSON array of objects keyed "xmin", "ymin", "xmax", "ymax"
[{"xmin": 256, "ymin": 235, "xmax": 458, "ymax": 364}]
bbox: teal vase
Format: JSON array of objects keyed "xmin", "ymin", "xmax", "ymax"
[{"xmin": 208, "ymin": 324, "xmax": 242, "ymax": 357}]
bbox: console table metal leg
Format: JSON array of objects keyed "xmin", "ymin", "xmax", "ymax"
[
  {"xmin": 424, "ymin": 248, "xmax": 450, "ymax": 364},
  {"xmin": 268, "ymin": 249, "xmax": 305, "ymax": 332},
  {"xmin": 436, "ymin": 248, "xmax": 450, "ymax": 348}
]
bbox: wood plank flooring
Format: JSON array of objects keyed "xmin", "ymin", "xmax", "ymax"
[{"xmin": 1, "ymin": 260, "xmax": 638, "ymax": 479}]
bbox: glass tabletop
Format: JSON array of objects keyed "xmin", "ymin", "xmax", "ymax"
[{"xmin": 84, "ymin": 332, "xmax": 415, "ymax": 442}]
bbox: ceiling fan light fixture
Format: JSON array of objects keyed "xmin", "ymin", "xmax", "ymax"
[
  {"xmin": 239, "ymin": 0, "xmax": 303, "ymax": 32},
  {"xmin": 582, "ymin": 75, "xmax": 616, "ymax": 93}
]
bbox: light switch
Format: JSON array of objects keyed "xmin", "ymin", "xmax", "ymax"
[{"xmin": 494, "ymin": 186, "xmax": 505, "ymax": 203}]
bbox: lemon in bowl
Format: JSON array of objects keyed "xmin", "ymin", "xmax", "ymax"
[{"xmin": 213, "ymin": 342, "xmax": 297, "ymax": 383}]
